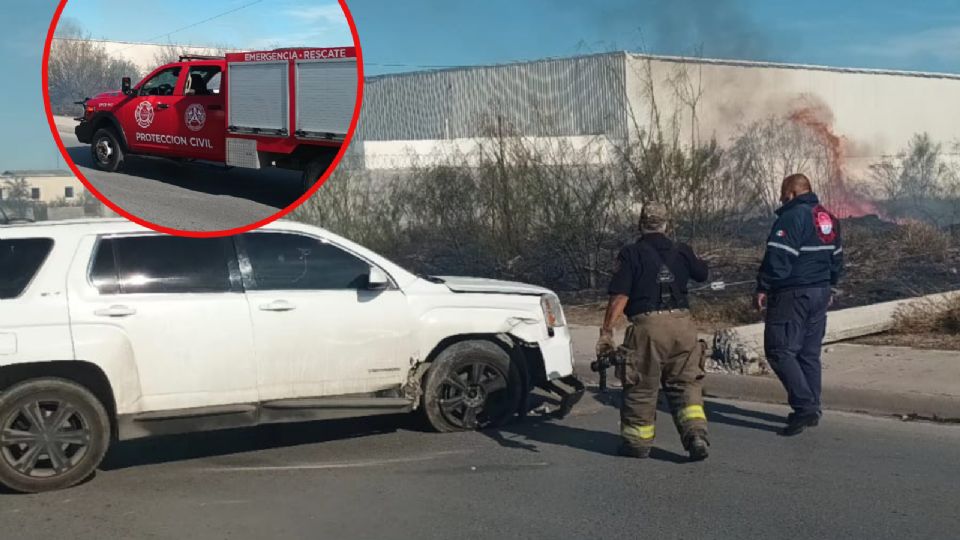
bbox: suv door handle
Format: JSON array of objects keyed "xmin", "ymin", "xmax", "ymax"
[
  {"xmin": 94, "ymin": 305, "xmax": 137, "ymax": 318},
  {"xmin": 156, "ymin": 103, "xmax": 169, "ymax": 110},
  {"xmin": 259, "ymin": 300, "xmax": 296, "ymax": 312}
]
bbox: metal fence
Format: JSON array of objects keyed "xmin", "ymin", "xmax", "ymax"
[{"xmin": 355, "ymin": 52, "xmax": 629, "ymax": 142}]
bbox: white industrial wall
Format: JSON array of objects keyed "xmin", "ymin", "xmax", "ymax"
[
  {"xmin": 355, "ymin": 52, "xmax": 959, "ymax": 176},
  {"xmin": 623, "ymin": 54, "xmax": 960, "ymax": 173}
]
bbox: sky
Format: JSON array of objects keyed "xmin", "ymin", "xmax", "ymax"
[{"xmin": 2, "ymin": 0, "xmax": 959, "ymax": 170}]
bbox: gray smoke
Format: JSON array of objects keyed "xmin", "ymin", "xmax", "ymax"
[{"xmin": 586, "ymin": 0, "xmax": 773, "ymax": 60}]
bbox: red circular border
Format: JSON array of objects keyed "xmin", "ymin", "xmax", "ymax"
[{"xmin": 41, "ymin": 0, "xmax": 365, "ymax": 238}]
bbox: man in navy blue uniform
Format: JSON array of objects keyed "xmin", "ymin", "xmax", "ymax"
[{"xmin": 756, "ymin": 174, "xmax": 844, "ymax": 436}]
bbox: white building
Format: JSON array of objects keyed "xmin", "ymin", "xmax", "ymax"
[
  {"xmin": 353, "ymin": 52, "xmax": 960, "ymax": 175},
  {"xmin": 0, "ymin": 170, "xmax": 85, "ymax": 205}
]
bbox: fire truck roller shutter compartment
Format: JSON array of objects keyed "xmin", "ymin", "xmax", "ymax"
[
  {"xmin": 228, "ymin": 61, "xmax": 289, "ymax": 136},
  {"xmin": 295, "ymin": 58, "xmax": 357, "ymax": 140}
]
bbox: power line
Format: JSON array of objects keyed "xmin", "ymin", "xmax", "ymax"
[{"xmin": 116, "ymin": 0, "xmax": 265, "ymax": 52}]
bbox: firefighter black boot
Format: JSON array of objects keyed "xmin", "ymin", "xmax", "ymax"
[
  {"xmin": 685, "ymin": 432, "xmax": 710, "ymax": 462},
  {"xmin": 617, "ymin": 442, "xmax": 651, "ymax": 459}
]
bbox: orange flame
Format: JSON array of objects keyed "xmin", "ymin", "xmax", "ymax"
[{"xmin": 787, "ymin": 104, "xmax": 879, "ymax": 218}]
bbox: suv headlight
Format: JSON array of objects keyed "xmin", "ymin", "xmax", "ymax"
[{"xmin": 540, "ymin": 294, "xmax": 566, "ymax": 329}]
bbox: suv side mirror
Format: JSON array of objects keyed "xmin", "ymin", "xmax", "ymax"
[
  {"xmin": 367, "ymin": 267, "xmax": 390, "ymax": 290},
  {"xmin": 121, "ymin": 77, "xmax": 133, "ymax": 95}
]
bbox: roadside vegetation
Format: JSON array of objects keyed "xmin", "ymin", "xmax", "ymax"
[
  {"xmin": 893, "ymin": 295, "xmax": 960, "ymax": 335},
  {"xmin": 47, "ymin": 19, "xmax": 142, "ymax": 116},
  {"xmin": 853, "ymin": 294, "xmax": 960, "ymax": 350},
  {"xmin": 294, "ymin": 58, "xmax": 960, "ymax": 335}
]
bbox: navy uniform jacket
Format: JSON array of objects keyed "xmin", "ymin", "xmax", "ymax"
[{"xmin": 757, "ymin": 192, "xmax": 844, "ymax": 293}]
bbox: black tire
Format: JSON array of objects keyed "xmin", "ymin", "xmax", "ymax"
[
  {"xmin": 423, "ymin": 341, "xmax": 523, "ymax": 432},
  {"xmin": 0, "ymin": 378, "xmax": 111, "ymax": 493},
  {"xmin": 301, "ymin": 153, "xmax": 336, "ymax": 195},
  {"xmin": 90, "ymin": 128, "xmax": 125, "ymax": 172}
]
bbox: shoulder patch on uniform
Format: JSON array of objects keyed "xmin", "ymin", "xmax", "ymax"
[
  {"xmin": 812, "ymin": 205, "xmax": 837, "ymax": 244},
  {"xmin": 775, "ymin": 229, "xmax": 786, "ymax": 238}
]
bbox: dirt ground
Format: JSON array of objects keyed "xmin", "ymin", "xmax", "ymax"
[
  {"xmin": 853, "ymin": 333, "xmax": 960, "ymax": 351},
  {"xmin": 565, "ymin": 215, "xmax": 960, "ymax": 350}
]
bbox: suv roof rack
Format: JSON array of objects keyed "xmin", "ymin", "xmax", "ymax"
[{"xmin": 179, "ymin": 54, "xmax": 222, "ymax": 62}]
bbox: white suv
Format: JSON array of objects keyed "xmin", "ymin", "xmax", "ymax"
[{"xmin": 0, "ymin": 219, "xmax": 581, "ymax": 492}]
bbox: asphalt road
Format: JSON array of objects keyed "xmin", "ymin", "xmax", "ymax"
[
  {"xmin": 2, "ymin": 395, "xmax": 958, "ymax": 540},
  {"xmin": 57, "ymin": 123, "xmax": 304, "ymax": 232}
]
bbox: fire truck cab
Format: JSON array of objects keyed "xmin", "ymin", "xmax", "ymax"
[{"xmin": 74, "ymin": 47, "xmax": 359, "ymax": 194}]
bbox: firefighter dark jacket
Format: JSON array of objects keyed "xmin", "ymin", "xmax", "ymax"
[{"xmin": 608, "ymin": 233, "xmax": 709, "ymax": 317}]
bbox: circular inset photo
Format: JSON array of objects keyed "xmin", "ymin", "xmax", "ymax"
[{"xmin": 43, "ymin": 0, "xmax": 363, "ymax": 236}]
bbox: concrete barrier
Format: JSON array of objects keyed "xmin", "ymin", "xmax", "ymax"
[{"xmin": 710, "ymin": 290, "xmax": 960, "ymax": 373}]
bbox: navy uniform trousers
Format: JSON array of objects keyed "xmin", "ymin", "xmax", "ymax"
[{"xmin": 764, "ymin": 286, "xmax": 831, "ymax": 416}]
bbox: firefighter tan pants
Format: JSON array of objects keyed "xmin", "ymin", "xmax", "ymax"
[{"xmin": 619, "ymin": 311, "xmax": 708, "ymax": 450}]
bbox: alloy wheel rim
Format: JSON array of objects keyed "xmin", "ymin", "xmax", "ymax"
[
  {"xmin": 95, "ymin": 138, "xmax": 113, "ymax": 164},
  {"xmin": 437, "ymin": 361, "xmax": 510, "ymax": 429},
  {"xmin": 0, "ymin": 399, "xmax": 92, "ymax": 479}
]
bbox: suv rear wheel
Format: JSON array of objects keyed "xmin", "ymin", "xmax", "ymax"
[
  {"xmin": 423, "ymin": 341, "xmax": 522, "ymax": 432},
  {"xmin": 0, "ymin": 379, "xmax": 111, "ymax": 493},
  {"xmin": 91, "ymin": 127, "xmax": 125, "ymax": 172}
]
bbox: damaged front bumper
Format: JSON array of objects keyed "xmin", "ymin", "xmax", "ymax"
[{"xmin": 536, "ymin": 375, "xmax": 585, "ymax": 418}]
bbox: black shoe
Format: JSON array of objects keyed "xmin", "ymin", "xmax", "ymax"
[
  {"xmin": 617, "ymin": 443, "xmax": 651, "ymax": 459},
  {"xmin": 781, "ymin": 413, "xmax": 820, "ymax": 436},
  {"xmin": 686, "ymin": 434, "xmax": 710, "ymax": 462},
  {"xmin": 787, "ymin": 411, "xmax": 821, "ymax": 425}
]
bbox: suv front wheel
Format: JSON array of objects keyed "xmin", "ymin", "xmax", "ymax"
[
  {"xmin": 423, "ymin": 341, "xmax": 522, "ymax": 432},
  {"xmin": 0, "ymin": 379, "xmax": 111, "ymax": 493}
]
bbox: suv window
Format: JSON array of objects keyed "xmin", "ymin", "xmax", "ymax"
[
  {"xmin": 0, "ymin": 238, "xmax": 54, "ymax": 299},
  {"xmin": 90, "ymin": 236, "xmax": 231, "ymax": 294},
  {"xmin": 243, "ymin": 233, "xmax": 371, "ymax": 291},
  {"xmin": 139, "ymin": 67, "xmax": 182, "ymax": 96}
]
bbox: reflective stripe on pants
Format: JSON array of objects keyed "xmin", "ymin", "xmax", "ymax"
[
  {"xmin": 619, "ymin": 311, "xmax": 708, "ymax": 449},
  {"xmin": 677, "ymin": 404, "xmax": 706, "ymax": 424},
  {"xmin": 622, "ymin": 423, "xmax": 655, "ymax": 442}
]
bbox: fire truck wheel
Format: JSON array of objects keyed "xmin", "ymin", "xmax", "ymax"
[
  {"xmin": 301, "ymin": 156, "xmax": 333, "ymax": 195},
  {"xmin": 91, "ymin": 128, "xmax": 125, "ymax": 172}
]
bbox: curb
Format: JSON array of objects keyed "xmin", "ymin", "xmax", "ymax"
[{"xmin": 704, "ymin": 373, "xmax": 960, "ymax": 422}]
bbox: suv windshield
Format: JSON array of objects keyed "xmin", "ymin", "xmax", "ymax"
[{"xmin": 0, "ymin": 238, "xmax": 54, "ymax": 299}]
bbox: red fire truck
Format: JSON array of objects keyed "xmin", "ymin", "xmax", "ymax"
[{"xmin": 74, "ymin": 47, "xmax": 359, "ymax": 194}]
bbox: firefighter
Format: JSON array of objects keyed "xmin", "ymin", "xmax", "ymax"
[
  {"xmin": 597, "ymin": 202, "xmax": 711, "ymax": 460},
  {"xmin": 755, "ymin": 173, "xmax": 844, "ymax": 436}
]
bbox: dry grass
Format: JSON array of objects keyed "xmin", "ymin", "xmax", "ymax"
[
  {"xmin": 690, "ymin": 295, "xmax": 762, "ymax": 328},
  {"xmin": 854, "ymin": 333, "xmax": 960, "ymax": 351},
  {"xmin": 891, "ymin": 295, "xmax": 960, "ymax": 335},
  {"xmin": 895, "ymin": 221, "xmax": 954, "ymax": 263}
]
